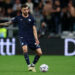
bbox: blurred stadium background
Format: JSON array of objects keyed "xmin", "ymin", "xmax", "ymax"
[{"xmin": 0, "ymin": 0, "xmax": 75, "ymax": 75}]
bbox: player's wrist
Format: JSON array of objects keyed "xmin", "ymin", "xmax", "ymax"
[{"xmin": 35, "ymin": 39, "xmax": 39, "ymax": 41}]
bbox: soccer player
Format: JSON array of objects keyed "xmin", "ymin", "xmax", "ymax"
[{"xmin": 0, "ymin": 4, "xmax": 42, "ymax": 72}]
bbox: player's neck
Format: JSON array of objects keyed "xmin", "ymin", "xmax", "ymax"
[{"xmin": 22, "ymin": 14, "xmax": 29, "ymax": 18}]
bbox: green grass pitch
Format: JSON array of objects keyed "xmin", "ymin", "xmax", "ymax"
[{"xmin": 0, "ymin": 55, "xmax": 75, "ymax": 75}]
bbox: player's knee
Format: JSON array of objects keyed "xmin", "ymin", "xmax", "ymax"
[
  {"xmin": 38, "ymin": 51, "xmax": 42, "ymax": 56},
  {"xmin": 40, "ymin": 51, "xmax": 43, "ymax": 56},
  {"xmin": 23, "ymin": 49, "xmax": 28, "ymax": 53},
  {"xmin": 22, "ymin": 46, "xmax": 28, "ymax": 53}
]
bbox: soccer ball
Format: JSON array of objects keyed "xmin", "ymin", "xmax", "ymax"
[{"xmin": 40, "ymin": 64, "xmax": 48, "ymax": 72}]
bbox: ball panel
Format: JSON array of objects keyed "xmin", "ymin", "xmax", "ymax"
[{"xmin": 40, "ymin": 64, "xmax": 48, "ymax": 72}]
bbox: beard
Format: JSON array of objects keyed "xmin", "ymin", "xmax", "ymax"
[{"xmin": 23, "ymin": 12, "xmax": 28, "ymax": 16}]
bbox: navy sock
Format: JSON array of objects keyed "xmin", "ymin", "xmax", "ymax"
[
  {"xmin": 24, "ymin": 53, "xmax": 30, "ymax": 65},
  {"xmin": 33, "ymin": 55, "xmax": 40, "ymax": 64}
]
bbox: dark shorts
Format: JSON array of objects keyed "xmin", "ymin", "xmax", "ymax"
[{"xmin": 19, "ymin": 37, "xmax": 40, "ymax": 50}]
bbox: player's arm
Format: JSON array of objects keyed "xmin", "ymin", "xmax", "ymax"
[
  {"xmin": 33, "ymin": 25, "xmax": 40, "ymax": 44},
  {"xmin": 0, "ymin": 21, "xmax": 12, "ymax": 26}
]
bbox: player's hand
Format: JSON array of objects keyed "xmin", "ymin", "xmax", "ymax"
[{"xmin": 35, "ymin": 39, "xmax": 40, "ymax": 45}]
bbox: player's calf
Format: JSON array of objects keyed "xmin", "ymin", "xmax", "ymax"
[{"xmin": 22, "ymin": 45, "xmax": 31, "ymax": 70}]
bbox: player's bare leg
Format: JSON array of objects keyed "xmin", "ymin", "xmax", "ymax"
[
  {"xmin": 31, "ymin": 48, "xmax": 42, "ymax": 72},
  {"xmin": 22, "ymin": 45, "xmax": 32, "ymax": 71}
]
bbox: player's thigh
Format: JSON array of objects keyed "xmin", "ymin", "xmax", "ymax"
[
  {"xmin": 36, "ymin": 48, "xmax": 42, "ymax": 56},
  {"xmin": 22, "ymin": 45, "xmax": 28, "ymax": 53}
]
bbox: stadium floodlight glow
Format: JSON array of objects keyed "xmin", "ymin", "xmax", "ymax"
[
  {"xmin": 0, "ymin": 38, "xmax": 16, "ymax": 56},
  {"xmin": 64, "ymin": 39, "xmax": 75, "ymax": 56}
]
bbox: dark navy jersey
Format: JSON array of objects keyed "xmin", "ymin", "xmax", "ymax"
[{"xmin": 12, "ymin": 14, "xmax": 36, "ymax": 40}]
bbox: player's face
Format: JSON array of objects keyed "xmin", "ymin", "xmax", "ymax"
[{"xmin": 21, "ymin": 7, "xmax": 29, "ymax": 16}]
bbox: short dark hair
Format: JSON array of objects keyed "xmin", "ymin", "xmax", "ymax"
[{"xmin": 21, "ymin": 4, "xmax": 29, "ymax": 9}]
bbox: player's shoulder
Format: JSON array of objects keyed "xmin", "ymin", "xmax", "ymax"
[
  {"xmin": 15, "ymin": 15, "xmax": 22, "ymax": 19},
  {"xmin": 11, "ymin": 15, "xmax": 22, "ymax": 22},
  {"xmin": 29, "ymin": 14, "xmax": 35, "ymax": 20}
]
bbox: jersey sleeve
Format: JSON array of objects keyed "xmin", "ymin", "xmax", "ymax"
[
  {"xmin": 11, "ymin": 16, "xmax": 18, "ymax": 24},
  {"xmin": 32, "ymin": 17, "xmax": 36, "ymax": 26}
]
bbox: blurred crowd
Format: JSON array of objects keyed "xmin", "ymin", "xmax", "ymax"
[{"xmin": 0, "ymin": 0, "xmax": 75, "ymax": 38}]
